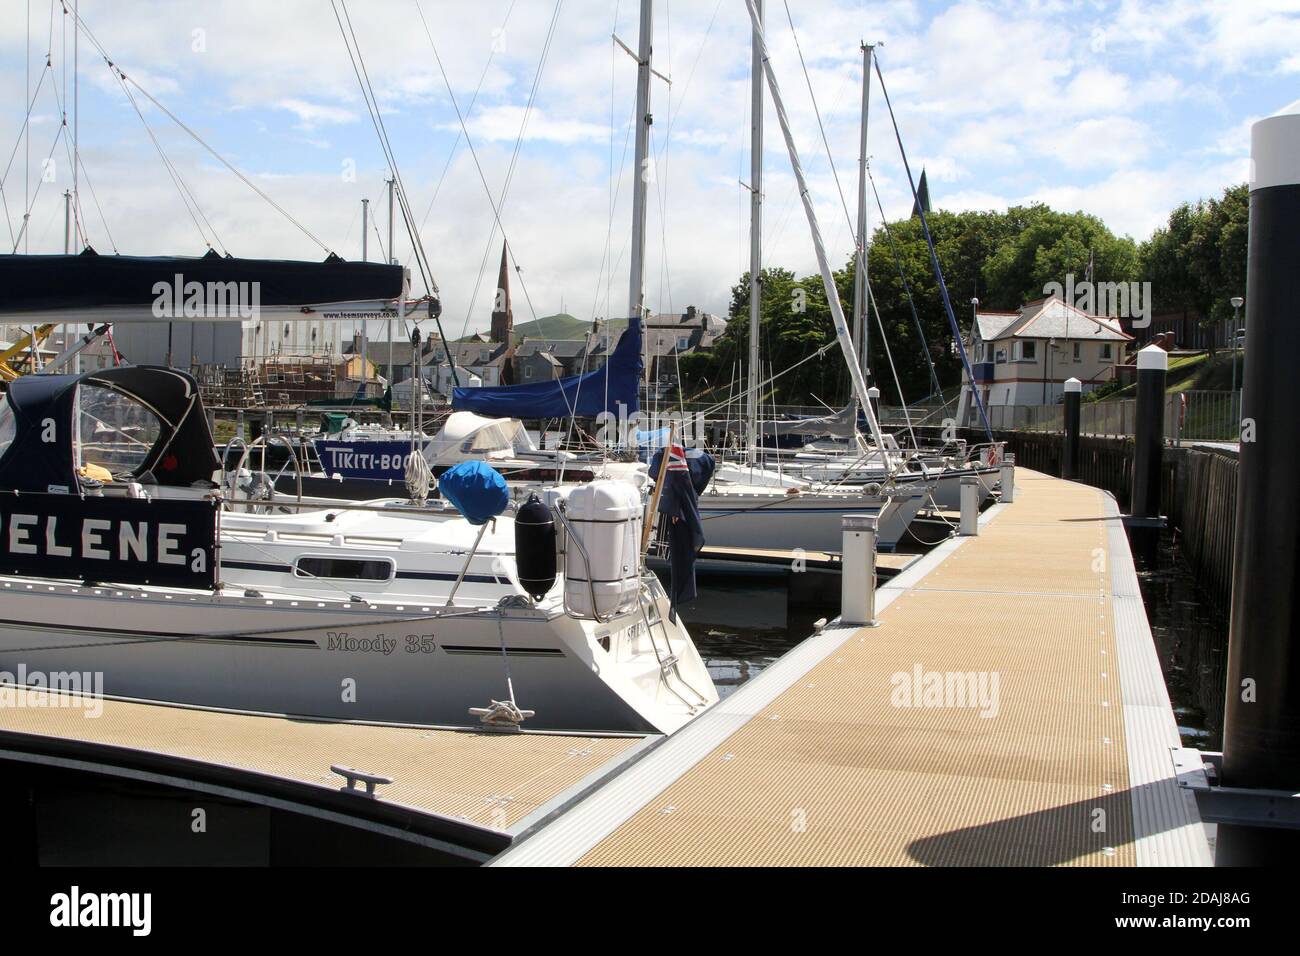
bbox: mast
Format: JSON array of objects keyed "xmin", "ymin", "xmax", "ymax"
[
  {"xmin": 387, "ymin": 175, "xmax": 395, "ymax": 389},
  {"xmin": 360, "ymin": 197, "xmax": 369, "ymax": 392},
  {"xmin": 852, "ymin": 43, "xmax": 874, "ymax": 390},
  {"xmin": 73, "ymin": 0, "xmax": 79, "ymax": 251},
  {"xmin": 742, "ymin": 0, "xmax": 888, "ymax": 457},
  {"xmin": 746, "ymin": 0, "xmax": 763, "ymax": 465},
  {"xmin": 627, "ymin": 0, "xmax": 653, "ymax": 384},
  {"xmin": 361, "ymin": 198, "xmax": 369, "ymax": 261}
]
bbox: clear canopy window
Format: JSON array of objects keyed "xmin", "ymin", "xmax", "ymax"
[
  {"xmin": 0, "ymin": 395, "xmax": 15, "ymax": 463},
  {"xmin": 76, "ymin": 384, "xmax": 162, "ymax": 478}
]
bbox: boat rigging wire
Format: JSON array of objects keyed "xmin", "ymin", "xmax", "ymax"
[
  {"xmin": 405, "ymin": 0, "xmax": 518, "ymax": 277},
  {"xmin": 873, "ymin": 54, "xmax": 993, "ymax": 441},
  {"xmin": 334, "ymin": 2, "xmax": 433, "ymax": 283},
  {"xmin": 332, "ymin": 0, "xmax": 460, "ymax": 391},
  {"xmin": 414, "ymin": 0, "xmax": 585, "ymax": 429},
  {"xmin": 111, "ymin": 68, "xmax": 223, "ymax": 253},
  {"xmin": 63, "ymin": 2, "xmax": 336, "ymax": 256},
  {"xmin": 9, "ymin": 123, "xmax": 66, "ymax": 253},
  {"xmin": 44, "ymin": 55, "xmax": 117, "ymax": 252},
  {"xmin": 780, "ymin": 0, "xmax": 857, "ymax": 241},
  {"xmin": 411, "ymin": 0, "xmax": 563, "ymax": 345},
  {"xmin": 0, "ymin": 57, "xmax": 50, "ymax": 249},
  {"xmin": 866, "ymin": 163, "xmax": 942, "ymax": 400}
]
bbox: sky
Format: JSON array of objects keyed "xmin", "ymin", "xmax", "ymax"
[{"xmin": 0, "ymin": 0, "xmax": 1295, "ymax": 339}]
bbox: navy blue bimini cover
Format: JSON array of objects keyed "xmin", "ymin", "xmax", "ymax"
[
  {"xmin": 451, "ymin": 318, "xmax": 643, "ymax": 419},
  {"xmin": 0, "ymin": 366, "xmax": 220, "ymax": 493},
  {"xmin": 437, "ymin": 460, "xmax": 510, "ymax": 525}
]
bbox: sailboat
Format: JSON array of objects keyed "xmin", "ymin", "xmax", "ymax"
[
  {"xmin": 0, "ymin": 3, "xmax": 718, "ymax": 734},
  {"xmin": 0, "ymin": 364, "xmax": 713, "ymax": 734},
  {"xmin": 691, "ymin": 3, "xmax": 928, "ymax": 555},
  {"xmin": 703, "ymin": 18, "xmax": 1004, "ymax": 526}
]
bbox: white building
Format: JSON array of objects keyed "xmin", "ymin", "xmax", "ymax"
[{"xmin": 960, "ymin": 295, "xmax": 1132, "ymax": 424}]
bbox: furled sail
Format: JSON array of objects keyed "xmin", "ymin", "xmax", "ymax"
[
  {"xmin": 758, "ymin": 404, "xmax": 860, "ymax": 440},
  {"xmin": 0, "ymin": 250, "xmax": 405, "ymax": 322}
]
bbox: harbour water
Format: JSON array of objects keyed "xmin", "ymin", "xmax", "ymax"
[
  {"xmin": 675, "ymin": 578, "xmax": 834, "ymax": 699},
  {"xmin": 1135, "ymin": 529, "xmax": 1230, "ymax": 751}
]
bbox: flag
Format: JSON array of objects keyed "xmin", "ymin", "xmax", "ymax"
[
  {"xmin": 911, "ymin": 168, "xmax": 932, "ymax": 218},
  {"xmin": 649, "ymin": 444, "xmax": 711, "ymax": 615}
]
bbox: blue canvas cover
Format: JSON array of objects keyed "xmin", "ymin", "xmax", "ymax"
[
  {"xmin": 437, "ymin": 460, "xmax": 510, "ymax": 525},
  {"xmin": 0, "ymin": 251, "xmax": 403, "ymax": 315},
  {"xmin": 451, "ymin": 318, "xmax": 642, "ymax": 419},
  {"xmin": 0, "ymin": 373, "xmax": 78, "ymax": 492}
]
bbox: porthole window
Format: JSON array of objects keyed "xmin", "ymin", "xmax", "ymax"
[{"xmin": 293, "ymin": 556, "xmax": 394, "ymax": 582}]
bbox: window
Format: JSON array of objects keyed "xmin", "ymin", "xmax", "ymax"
[
  {"xmin": 293, "ymin": 556, "xmax": 394, "ymax": 582},
  {"xmin": 75, "ymin": 384, "xmax": 162, "ymax": 478},
  {"xmin": 1073, "ymin": 342, "xmax": 1082, "ymax": 362},
  {"xmin": 0, "ymin": 395, "xmax": 15, "ymax": 464},
  {"xmin": 677, "ymin": 336, "xmax": 690, "ymax": 350},
  {"xmin": 994, "ymin": 348, "xmax": 1007, "ymax": 365},
  {"xmin": 1016, "ymin": 340, "xmax": 1037, "ymax": 361},
  {"xmin": 1100, "ymin": 343, "xmax": 1113, "ymax": 361},
  {"xmin": 524, "ymin": 365, "xmax": 534, "ymax": 379}
]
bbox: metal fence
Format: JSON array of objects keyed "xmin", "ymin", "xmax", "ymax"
[{"xmin": 989, "ymin": 390, "xmax": 1241, "ymax": 442}]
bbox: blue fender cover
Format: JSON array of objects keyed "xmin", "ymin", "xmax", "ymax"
[{"xmin": 437, "ymin": 460, "xmax": 510, "ymax": 525}]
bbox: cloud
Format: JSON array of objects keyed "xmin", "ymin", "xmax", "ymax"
[
  {"xmin": 276, "ymin": 99, "xmax": 358, "ymax": 130},
  {"xmin": 1031, "ymin": 116, "xmax": 1154, "ymax": 170},
  {"xmin": 447, "ymin": 105, "xmax": 610, "ymax": 145},
  {"xmin": 0, "ymin": 0, "xmax": 1288, "ymax": 330}
]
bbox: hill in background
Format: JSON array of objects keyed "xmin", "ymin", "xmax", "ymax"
[{"xmin": 512, "ymin": 314, "xmax": 627, "ymax": 342}]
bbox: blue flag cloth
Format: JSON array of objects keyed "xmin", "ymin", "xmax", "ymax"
[{"xmin": 649, "ymin": 445, "xmax": 712, "ymax": 613}]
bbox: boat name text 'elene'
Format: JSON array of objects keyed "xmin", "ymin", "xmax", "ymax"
[{"xmin": 2, "ymin": 512, "xmax": 201, "ymax": 567}]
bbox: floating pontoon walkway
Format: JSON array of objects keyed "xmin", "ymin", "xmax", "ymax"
[
  {"xmin": 496, "ymin": 470, "xmax": 1212, "ymax": 866},
  {"xmin": 0, "ymin": 696, "xmax": 650, "ymax": 863}
]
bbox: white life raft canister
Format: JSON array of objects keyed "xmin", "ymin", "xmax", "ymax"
[{"xmin": 560, "ymin": 480, "xmax": 643, "ymax": 619}]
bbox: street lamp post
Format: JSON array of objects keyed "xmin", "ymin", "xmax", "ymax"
[
  {"xmin": 970, "ymin": 297, "xmax": 980, "ymax": 425},
  {"xmin": 1231, "ymin": 295, "xmax": 1244, "ymax": 424}
]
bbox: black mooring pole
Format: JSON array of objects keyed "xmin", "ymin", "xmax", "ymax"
[
  {"xmin": 1062, "ymin": 376, "xmax": 1081, "ymax": 480},
  {"xmin": 1217, "ymin": 108, "xmax": 1300, "ymax": 865},
  {"xmin": 1130, "ymin": 345, "xmax": 1166, "ymax": 520}
]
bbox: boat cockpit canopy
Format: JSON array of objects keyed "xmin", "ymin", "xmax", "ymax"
[{"xmin": 0, "ymin": 366, "xmax": 220, "ymax": 493}]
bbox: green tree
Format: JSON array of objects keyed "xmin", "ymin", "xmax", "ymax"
[
  {"xmin": 1138, "ymin": 183, "xmax": 1248, "ymax": 352},
  {"xmin": 981, "ymin": 204, "xmax": 1139, "ymax": 305},
  {"xmin": 680, "ymin": 189, "xmax": 1243, "ymax": 409}
]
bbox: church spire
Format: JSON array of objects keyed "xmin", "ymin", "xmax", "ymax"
[{"xmin": 490, "ymin": 241, "xmax": 513, "ymax": 344}]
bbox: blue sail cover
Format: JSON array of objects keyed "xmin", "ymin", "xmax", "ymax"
[{"xmin": 451, "ymin": 318, "xmax": 642, "ymax": 419}]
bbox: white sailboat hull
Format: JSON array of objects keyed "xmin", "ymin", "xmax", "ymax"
[
  {"xmin": 696, "ymin": 491, "xmax": 925, "ymax": 553},
  {"xmin": 0, "ymin": 580, "xmax": 712, "ymax": 734}
]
